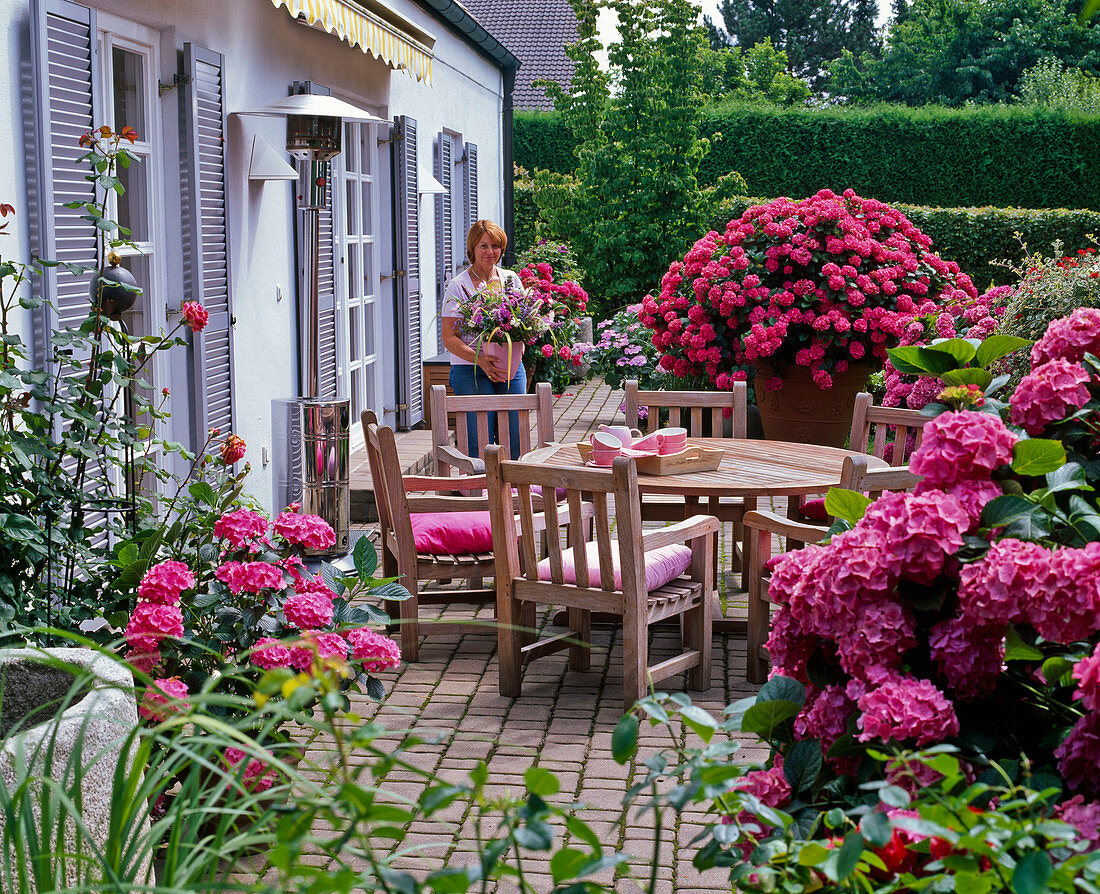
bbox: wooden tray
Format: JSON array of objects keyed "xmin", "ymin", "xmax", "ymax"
[{"xmin": 574, "ymin": 442, "xmax": 723, "ymax": 475}]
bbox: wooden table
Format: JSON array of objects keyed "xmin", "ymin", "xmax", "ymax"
[{"xmin": 522, "ymin": 438, "xmax": 888, "ymax": 631}]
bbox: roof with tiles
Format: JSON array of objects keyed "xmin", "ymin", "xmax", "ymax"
[{"xmin": 460, "ymin": 0, "xmax": 579, "ymax": 111}]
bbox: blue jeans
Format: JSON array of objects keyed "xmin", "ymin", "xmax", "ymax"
[{"xmin": 449, "ymin": 361, "xmax": 527, "ymax": 460}]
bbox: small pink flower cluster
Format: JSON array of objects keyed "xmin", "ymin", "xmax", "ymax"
[
  {"xmin": 519, "ymin": 262, "xmax": 588, "ymax": 317},
  {"xmin": 348, "ymin": 627, "xmax": 402, "ymax": 672},
  {"xmin": 855, "ymin": 673, "xmax": 960, "ymax": 747},
  {"xmin": 1010, "ymin": 358, "xmax": 1092, "ymax": 435},
  {"xmin": 126, "ymin": 560, "xmax": 192, "ymax": 671},
  {"xmin": 181, "ymin": 301, "xmax": 208, "ymax": 333},
  {"xmin": 882, "ymin": 285, "xmax": 1009, "ymax": 411},
  {"xmin": 138, "ymin": 676, "xmax": 190, "ymax": 721},
  {"xmin": 213, "ymin": 508, "xmax": 269, "ymax": 550},
  {"xmin": 1031, "ymin": 307, "xmax": 1100, "ymax": 367},
  {"xmin": 223, "ymin": 747, "xmax": 278, "ymax": 793},
  {"xmin": 274, "ymin": 508, "xmax": 337, "ymax": 550},
  {"xmin": 640, "ymin": 189, "xmax": 977, "ymax": 390}
]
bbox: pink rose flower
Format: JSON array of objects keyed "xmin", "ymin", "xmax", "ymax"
[
  {"xmin": 213, "ymin": 508, "xmax": 270, "ymax": 550},
  {"xmin": 138, "ymin": 677, "xmax": 190, "ymax": 721},
  {"xmin": 181, "ymin": 301, "xmax": 208, "ymax": 332},
  {"xmin": 220, "ymin": 434, "xmax": 247, "ymax": 465},
  {"xmin": 137, "ymin": 560, "xmax": 194, "ymax": 605},
  {"xmin": 347, "ymin": 627, "xmax": 402, "ymax": 672}
]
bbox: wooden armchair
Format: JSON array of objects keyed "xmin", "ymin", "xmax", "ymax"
[
  {"xmin": 362, "ymin": 410, "xmax": 498, "ymax": 663},
  {"xmin": 430, "ymin": 382, "xmax": 555, "ymax": 477},
  {"xmin": 623, "ymin": 379, "xmax": 750, "ymax": 592},
  {"xmin": 485, "ymin": 445, "xmax": 719, "ymax": 708},
  {"xmin": 746, "ymin": 455, "xmax": 921, "ymax": 683},
  {"xmin": 849, "ymin": 392, "xmax": 928, "ymax": 466}
]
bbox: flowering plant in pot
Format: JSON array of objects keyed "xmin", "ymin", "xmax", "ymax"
[{"xmin": 639, "ymin": 189, "xmax": 978, "ymax": 443}]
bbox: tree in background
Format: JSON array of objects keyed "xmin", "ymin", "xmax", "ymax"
[
  {"xmin": 829, "ymin": 0, "xmax": 1100, "ymax": 105},
  {"xmin": 536, "ymin": 0, "xmax": 744, "ymax": 314},
  {"xmin": 698, "ymin": 38, "xmax": 812, "ymax": 105},
  {"xmin": 705, "ymin": 0, "xmax": 881, "ymax": 91}
]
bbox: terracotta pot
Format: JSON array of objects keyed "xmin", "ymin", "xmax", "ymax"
[{"xmin": 753, "ymin": 361, "xmax": 871, "ymax": 447}]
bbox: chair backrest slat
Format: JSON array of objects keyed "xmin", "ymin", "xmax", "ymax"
[
  {"xmin": 849, "ymin": 392, "xmax": 928, "ymax": 466},
  {"xmin": 431, "ymin": 382, "xmax": 555, "ymax": 472},
  {"xmin": 624, "ymin": 380, "xmax": 748, "ymax": 440}
]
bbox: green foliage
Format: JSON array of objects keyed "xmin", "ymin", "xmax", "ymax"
[
  {"xmin": 536, "ymin": 0, "xmax": 742, "ymax": 315},
  {"xmin": 826, "ymin": 0, "xmax": 1100, "ymax": 105},
  {"xmin": 997, "ymin": 241, "xmax": 1100, "ymax": 385},
  {"xmin": 1021, "ymin": 57, "xmax": 1100, "ymax": 114},
  {"xmin": 710, "ymin": 195, "xmax": 1100, "ymax": 289},
  {"xmin": 517, "ymin": 103, "xmax": 1100, "ymax": 213},
  {"xmin": 697, "ymin": 39, "xmax": 812, "ymax": 105},
  {"xmin": 0, "ymin": 131, "xmax": 191, "ymax": 638},
  {"xmin": 708, "ymin": 0, "xmax": 880, "ymax": 92}
]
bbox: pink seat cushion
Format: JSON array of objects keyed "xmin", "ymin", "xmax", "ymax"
[
  {"xmin": 536, "ymin": 541, "xmax": 692, "ymax": 591},
  {"xmin": 530, "ymin": 485, "xmax": 569, "ymax": 501},
  {"xmin": 799, "ymin": 498, "xmax": 829, "ymax": 521},
  {"xmin": 410, "ymin": 511, "xmax": 494, "ymax": 555}
]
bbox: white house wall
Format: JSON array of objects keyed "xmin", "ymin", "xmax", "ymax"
[{"xmin": 1, "ymin": 0, "xmax": 506, "ymax": 512}]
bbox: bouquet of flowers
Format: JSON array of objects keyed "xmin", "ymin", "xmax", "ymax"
[{"xmin": 454, "ymin": 276, "xmax": 560, "ymax": 350}]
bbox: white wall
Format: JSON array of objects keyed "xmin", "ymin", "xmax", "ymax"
[{"xmin": 0, "ymin": 0, "xmax": 506, "ymax": 512}]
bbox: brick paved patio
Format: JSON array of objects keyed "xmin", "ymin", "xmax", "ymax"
[{"xmin": 342, "ymin": 378, "xmax": 772, "ymax": 892}]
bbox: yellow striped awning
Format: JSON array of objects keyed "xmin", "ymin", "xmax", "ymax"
[{"xmin": 272, "ymin": 0, "xmax": 434, "ymax": 84}]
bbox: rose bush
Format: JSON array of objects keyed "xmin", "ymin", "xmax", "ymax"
[{"xmin": 639, "ymin": 189, "xmax": 978, "ymax": 391}]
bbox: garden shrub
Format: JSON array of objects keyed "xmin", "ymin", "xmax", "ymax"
[
  {"xmin": 515, "ymin": 104, "xmax": 1100, "ymax": 211},
  {"xmin": 712, "ymin": 196, "xmax": 1100, "ymax": 289}
]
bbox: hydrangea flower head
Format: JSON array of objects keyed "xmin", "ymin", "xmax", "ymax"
[
  {"xmin": 138, "ymin": 560, "xmax": 195, "ymax": 605},
  {"xmin": 909, "ymin": 410, "xmax": 1016, "ymax": 487}
]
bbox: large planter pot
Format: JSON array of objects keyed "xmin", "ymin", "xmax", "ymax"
[
  {"xmin": 0, "ymin": 648, "xmax": 150, "ymax": 890},
  {"xmin": 753, "ymin": 362, "xmax": 871, "ymax": 447}
]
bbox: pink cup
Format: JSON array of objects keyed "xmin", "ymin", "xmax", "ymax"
[
  {"xmin": 590, "ymin": 446, "xmax": 621, "ymax": 466},
  {"xmin": 657, "ymin": 428, "xmax": 688, "ymax": 455},
  {"xmin": 630, "ymin": 432, "xmax": 661, "ymax": 452}
]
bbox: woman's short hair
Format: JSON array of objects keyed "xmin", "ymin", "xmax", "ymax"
[{"xmin": 466, "ymin": 220, "xmax": 507, "ymax": 264}]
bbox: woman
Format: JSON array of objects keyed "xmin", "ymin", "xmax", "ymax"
[{"xmin": 440, "ymin": 219, "xmax": 525, "ymax": 459}]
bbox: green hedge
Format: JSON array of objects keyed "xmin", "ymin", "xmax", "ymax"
[
  {"xmin": 515, "ymin": 104, "xmax": 1100, "ymax": 211},
  {"xmin": 710, "ymin": 197, "xmax": 1100, "ymax": 288},
  {"xmin": 514, "ymin": 111, "xmax": 577, "ymax": 181}
]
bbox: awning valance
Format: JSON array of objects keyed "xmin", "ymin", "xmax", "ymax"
[{"xmin": 272, "ymin": 0, "xmax": 434, "ymax": 84}]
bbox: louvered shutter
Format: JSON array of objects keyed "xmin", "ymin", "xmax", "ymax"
[
  {"xmin": 295, "ymin": 82, "xmax": 338, "ymax": 400},
  {"xmin": 393, "ymin": 115, "xmax": 422, "ymax": 429},
  {"xmin": 434, "ymin": 132, "xmax": 453, "ymax": 353},
  {"xmin": 181, "ymin": 43, "xmax": 234, "ymax": 444},
  {"xmin": 29, "ymin": 0, "xmax": 99, "ymax": 361},
  {"xmin": 464, "ymin": 142, "xmax": 478, "ymax": 239}
]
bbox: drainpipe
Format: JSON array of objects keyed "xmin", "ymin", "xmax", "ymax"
[{"xmin": 503, "ymin": 66, "xmax": 516, "ymax": 267}]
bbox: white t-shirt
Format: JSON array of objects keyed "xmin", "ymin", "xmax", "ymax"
[{"xmin": 441, "ymin": 266, "xmax": 520, "ymax": 365}]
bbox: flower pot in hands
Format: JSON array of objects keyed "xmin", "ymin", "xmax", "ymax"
[{"xmin": 482, "ymin": 342, "xmax": 523, "ymax": 381}]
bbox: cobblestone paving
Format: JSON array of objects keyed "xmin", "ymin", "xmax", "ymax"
[{"xmin": 334, "ymin": 378, "xmax": 777, "ymax": 892}]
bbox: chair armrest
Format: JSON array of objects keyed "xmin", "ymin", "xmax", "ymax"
[
  {"xmin": 743, "ymin": 509, "xmax": 829, "ymax": 544},
  {"xmin": 642, "ymin": 514, "xmax": 720, "ymax": 551},
  {"xmin": 403, "ymin": 473, "xmax": 487, "ymax": 492},
  {"xmin": 436, "ymin": 445, "xmax": 485, "ymax": 475},
  {"xmin": 407, "ymin": 494, "xmax": 492, "ymax": 512}
]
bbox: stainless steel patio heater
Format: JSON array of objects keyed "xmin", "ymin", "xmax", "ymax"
[{"xmin": 240, "ymin": 93, "xmax": 387, "ymax": 557}]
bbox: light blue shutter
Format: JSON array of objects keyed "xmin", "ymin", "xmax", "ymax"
[
  {"xmin": 29, "ymin": 0, "xmax": 100, "ymax": 361},
  {"xmin": 393, "ymin": 115, "xmax": 422, "ymax": 429},
  {"xmin": 434, "ymin": 132, "xmax": 453, "ymax": 354},
  {"xmin": 181, "ymin": 43, "xmax": 234, "ymax": 444},
  {"xmin": 464, "ymin": 142, "xmax": 478, "ymax": 239}
]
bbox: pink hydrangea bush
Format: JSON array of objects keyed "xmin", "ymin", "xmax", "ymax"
[
  {"xmin": 749, "ymin": 308, "xmax": 1100, "ymax": 837},
  {"xmin": 639, "ymin": 189, "xmax": 978, "ymax": 390},
  {"xmin": 124, "ymin": 503, "xmax": 400, "ymax": 724}
]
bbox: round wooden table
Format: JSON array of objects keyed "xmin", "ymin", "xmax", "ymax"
[
  {"xmin": 523, "ymin": 438, "xmax": 889, "ymax": 499},
  {"xmin": 522, "ymin": 438, "xmax": 888, "ymax": 631}
]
